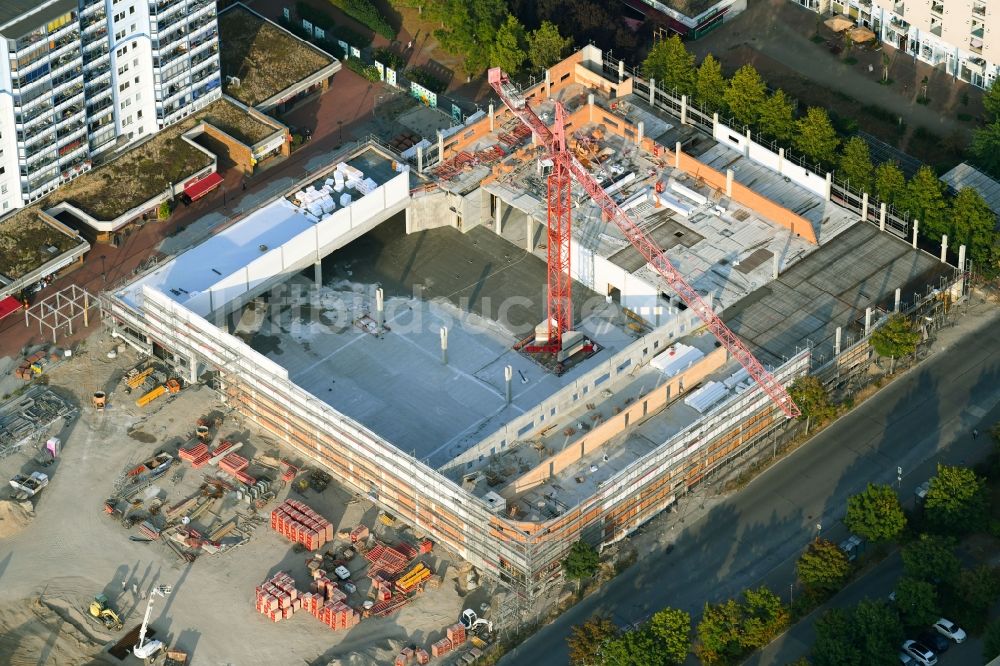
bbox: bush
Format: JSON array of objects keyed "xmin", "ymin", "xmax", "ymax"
[
  {"xmin": 343, "ymin": 57, "xmax": 382, "ymax": 82},
  {"xmin": 406, "ymin": 68, "xmax": 446, "ymax": 93},
  {"xmin": 329, "ymin": 0, "xmax": 394, "ymax": 40},
  {"xmin": 296, "ymin": 2, "xmax": 370, "ymax": 47},
  {"xmin": 157, "ymin": 200, "xmax": 172, "ymax": 221},
  {"xmin": 374, "ymin": 47, "xmax": 406, "ymax": 71}
]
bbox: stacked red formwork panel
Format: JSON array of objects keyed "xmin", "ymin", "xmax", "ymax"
[
  {"xmin": 446, "ymin": 623, "xmax": 467, "ymax": 646},
  {"xmin": 414, "ymin": 648, "xmax": 430, "ymax": 665},
  {"xmin": 254, "ymin": 572, "xmax": 301, "ymax": 622},
  {"xmin": 270, "ymin": 500, "xmax": 333, "ymax": 550},
  {"xmin": 431, "ymin": 638, "xmax": 453, "ymax": 657}
]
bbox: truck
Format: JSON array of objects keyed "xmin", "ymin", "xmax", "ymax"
[{"xmin": 9, "ymin": 471, "xmax": 49, "ymax": 499}]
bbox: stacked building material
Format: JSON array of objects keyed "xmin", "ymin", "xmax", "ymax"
[
  {"xmin": 305, "ymin": 571, "xmax": 360, "ymax": 630},
  {"xmin": 314, "ymin": 600, "xmax": 361, "ymax": 630},
  {"xmin": 370, "ymin": 595, "xmax": 409, "ymax": 616},
  {"xmin": 270, "ymin": 500, "xmax": 333, "ymax": 550},
  {"xmin": 206, "ymin": 439, "xmax": 240, "ymax": 465},
  {"xmin": 138, "ymin": 521, "xmax": 160, "ymax": 540},
  {"xmin": 394, "ymin": 647, "xmax": 414, "ymax": 666},
  {"xmin": 395, "ymin": 563, "xmax": 432, "ymax": 594},
  {"xmin": 431, "ymin": 638, "xmax": 453, "ymax": 657},
  {"xmin": 419, "ymin": 539, "xmax": 434, "ymax": 554},
  {"xmin": 446, "ymin": 623, "xmax": 467, "ymax": 647},
  {"xmin": 178, "ymin": 442, "xmax": 208, "ymax": 463},
  {"xmin": 395, "ymin": 542, "xmax": 418, "ymax": 560},
  {"xmin": 349, "ymin": 524, "xmax": 369, "ymax": 543},
  {"xmin": 414, "ymin": 649, "xmax": 430, "ymax": 665},
  {"xmin": 365, "ymin": 542, "xmax": 410, "ymax": 578},
  {"xmin": 219, "ymin": 453, "xmax": 249, "ymax": 476},
  {"xmin": 280, "ymin": 461, "xmax": 297, "ymax": 482},
  {"xmin": 254, "ymin": 571, "xmax": 300, "ymax": 622}
]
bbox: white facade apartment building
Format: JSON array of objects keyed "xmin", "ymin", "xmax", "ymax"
[
  {"xmin": 790, "ymin": 0, "xmax": 997, "ymax": 89},
  {"xmin": 0, "ymin": 0, "xmax": 221, "ymax": 214}
]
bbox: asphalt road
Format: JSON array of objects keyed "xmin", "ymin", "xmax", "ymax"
[{"xmin": 500, "ymin": 307, "xmax": 1000, "ymax": 666}]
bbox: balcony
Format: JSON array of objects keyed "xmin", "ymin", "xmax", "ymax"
[
  {"xmin": 57, "ymin": 120, "xmax": 86, "ymax": 140},
  {"xmin": 192, "ymin": 66, "xmax": 215, "ymax": 85},
  {"xmin": 972, "ymin": 3, "xmax": 985, "ymax": 17},
  {"xmin": 50, "ymin": 55, "xmax": 82, "ymax": 81},
  {"xmin": 87, "ymin": 96, "xmax": 113, "ymax": 116},
  {"xmin": 18, "ymin": 103, "xmax": 54, "ymax": 127},
  {"xmin": 154, "ymin": 0, "xmax": 187, "ymax": 16},
  {"xmin": 82, "ymin": 11, "xmax": 106, "ymax": 31},
  {"xmin": 156, "ymin": 27, "xmax": 187, "ymax": 51},
  {"xmin": 930, "ymin": 1, "xmax": 943, "ymax": 15},
  {"xmin": 25, "ymin": 147, "xmax": 57, "ymax": 169},
  {"xmin": 157, "ymin": 46, "xmax": 189, "ymax": 68},
  {"xmin": 930, "ymin": 22, "xmax": 943, "ymax": 36},
  {"xmin": 83, "ymin": 26, "xmax": 108, "ymax": 46},
  {"xmin": 25, "ymin": 133, "xmax": 56, "ymax": 157},
  {"xmin": 84, "ymin": 62, "xmax": 111, "ymax": 82},
  {"xmin": 189, "ymin": 29, "xmax": 217, "ymax": 52},
  {"xmin": 53, "ymin": 86, "xmax": 84, "ymax": 112},
  {"xmin": 21, "ymin": 119, "xmax": 54, "ymax": 142},
  {"xmin": 156, "ymin": 9, "xmax": 187, "ymax": 34},
  {"xmin": 893, "ymin": 0, "xmax": 904, "ymax": 14}
]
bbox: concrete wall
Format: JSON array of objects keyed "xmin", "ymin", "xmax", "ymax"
[
  {"xmin": 440, "ymin": 306, "xmax": 704, "ymax": 474},
  {"xmin": 406, "ymin": 189, "xmax": 461, "ymax": 233},
  {"xmin": 506, "ymin": 345, "xmax": 728, "ymax": 494}
]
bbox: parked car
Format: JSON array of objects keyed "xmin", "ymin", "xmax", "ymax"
[
  {"xmin": 917, "ymin": 630, "xmax": 949, "ymax": 653},
  {"xmin": 902, "ymin": 640, "xmax": 938, "ymax": 666},
  {"xmin": 933, "ymin": 617, "xmax": 967, "ymax": 643},
  {"xmin": 898, "ymin": 652, "xmax": 916, "ymax": 666}
]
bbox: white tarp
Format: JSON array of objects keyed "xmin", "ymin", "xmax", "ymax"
[
  {"xmin": 650, "ymin": 343, "xmax": 704, "ymax": 377},
  {"xmin": 684, "ymin": 381, "xmax": 728, "ymax": 414}
]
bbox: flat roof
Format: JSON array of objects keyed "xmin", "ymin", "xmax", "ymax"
[
  {"xmin": 249, "ymin": 221, "xmax": 635, "ymax": 467},
  {"xmin": 0, "ymin": 0, "xmax": 75, "ymax": 39},
  {"xmin": 200, "ymin": 100, "xmax": 284, "ymax": 146},
  {"xmin": 0, "ymin": 209, "xmax": 82, "ymax": 280},
  {"xmin": 218, "ymin": 4, "xmax": 336, "ymax": 108}
]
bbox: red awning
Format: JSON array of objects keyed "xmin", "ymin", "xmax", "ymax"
[
  {"xmin": 184, "ymin": 172, "xmax": 224, "ymax": 201},
  {"xmin": 0, "ymin": 296, "xmax": 23, "ymax": 321}
]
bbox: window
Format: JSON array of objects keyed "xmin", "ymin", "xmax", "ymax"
[
  {"xmin": 1, "ymin": 185, "xmax": 7, "ymax": 195},
  {"xmin": 2, "ymin": 201, "xmax": 7, "ymax": 211},
  {"xmin": 129, "ymin": 6, "xmax": 135, "ymax": 14},
  {"xmin": 137, "ymin": 109, "xmax": 143, "ymax": 118},
  {"xmin": 114, "ymin": 11, "xmax": 125, "ymax": 21}
]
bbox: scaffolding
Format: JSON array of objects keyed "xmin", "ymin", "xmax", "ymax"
[{"xmin": 24, "ymin": 284, "xmax": 98, "ymax": 344}]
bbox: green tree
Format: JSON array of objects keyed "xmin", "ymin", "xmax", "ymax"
[
  {"xmin": 563, "ymin": 540, "xmax": 600, "ymax": 580},
  {"xmin": 851, "ymin": 599, "xmax": 904, "ymax": 665},
  {"xmin": 869, "ymin": 313, "xmax": 920, "ymax": 359},
  {"xmin": 526, "ymin": 20, "xmax": 571, "ymax": 72},
  {"xmin": 902, "ymin": 165, "xmax": 949, "ymax": 239},
  {"xmin": 157, "ymin": 200, "xmax": 171, "ymax": 221},
  {"xmin": 648, "ymin": 607, "xmax": 692, "ymax": 664},
  {"xmin": 874, "ymin": 161, "xmax": 907, "ymax": 206},
  {"xmin": 813, "ymin": 608, "xmax": 862, "ymax": 666},
  {"xmin": 567, "ymin": 616, "xmax": 619, "ymax": 665},
  {"xmin": 901, "ymin": 534, "xmax": 960, "ymax": 585},
  {"xmin": 845, "ymin": 483, "xmax": 907, "ymax": 542},
  {"xmin": 839, "ymin": 137, "xmax": 874, "ymax": 193},
  {"xmin": 642, "ymin": 35, "xmax": 695, "ymax": 96},
  {"xmin": 696, "ymin": 599, "xmax": 744, "ymax": 665},
  {"xmin": 757, "ymin": 90, "xmax": 796, "ymax": 142},
  {"xmin": 723, "ymin": 65, "xmax": 767, "ymax": 127},
  {"xmin": 984, "ymin": 617, "xmax": 1000, "ymax": 664},
  {"xmin": 740, "ymin": 586, "xmax": 789, "ymax": 649},
  {"xmin": 788, "ymin": 376, "xmax": 835, "ymax": 433},
  {"xmin": 893, "ymin": 577, "xmax": 939, "ymax": 628},
  {"xmin": 925, "ymin": 464, "xmax": 989, "ymax": 534},
  {"xmin": 489, "ymin": 14, "xmax": 528, "ymax": 74},
  {"xmin": 983, "ymin": 80, "xmax": 1000, "ymax": 121},
  {"xmin": 433, "ymin": 0, "xmax": 507, "ymax": 74},
  {"xmin": 950, "ymin": 186, "xmax": 1000, "ymax": 273},
  {"xmin": 603, "ymin": 627, "xmax": 661, "ymax": 666},
  {"xmin": 951, "ymin": 565, "xmax": 1000, "ymax": 631},
  {"xmin": 971, "ymin": 122, "xmax": 1000, "ymax": 178},
  {"xmin": 797, "ymin": 539, "xmax": 851, "ymax": 593},
  {"xmin": 794, "ymin": 107, "xmax": 840, "ymax": 164},
  {"xmin": 695, "ymin": 55, "xmax": 727, "ymax": 111}
]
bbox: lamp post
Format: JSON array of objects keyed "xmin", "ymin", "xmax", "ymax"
[
  {"xmin": 100, "ymin": 254, "xmax": 106, "ymax": 283},
  {"xmin": 338, "ymin": 120, "xmax": 344, "ymax": 145}
]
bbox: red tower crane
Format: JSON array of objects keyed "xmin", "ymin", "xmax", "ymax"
[{"xmin": 487, "ymin": 68, "xmax": 801, "ymax": 419}]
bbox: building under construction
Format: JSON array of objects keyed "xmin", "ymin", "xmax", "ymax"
[{"xmin": 101, "ymin": 47, "xmax": 958, "ymax": 599}]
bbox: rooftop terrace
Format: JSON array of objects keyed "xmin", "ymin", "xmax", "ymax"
[
  {"xmin": 0, "ymin": 209, "xmax": 82, "ymax": 280},
  {"xmin": 200, "ymin": 100, "xmax": 283, "ymax": 146},
  {"xmin": 218, "ymin": 4, "xmax": 336, "ymax": 107}
]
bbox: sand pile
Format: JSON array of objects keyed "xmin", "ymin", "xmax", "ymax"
[
  {"xmin": 0, "ymin": 596, "xmax": 105, "ymax": 666},
  {"xmin": 0, "ymin": 500, "xmax": 34, "ymax": 538}
]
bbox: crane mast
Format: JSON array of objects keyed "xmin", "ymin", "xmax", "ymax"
[{"xmin": 487, "ymin": 68, "xmax": 801, "ymax": 419}]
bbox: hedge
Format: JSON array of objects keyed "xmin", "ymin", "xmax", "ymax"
[
  {"xmin": 295, "ymin": 2, "xmax": 370, "ymax": 47},
  {"xmin": 329, "ymin": 0, "xmax": 394, "ymax": 40}
]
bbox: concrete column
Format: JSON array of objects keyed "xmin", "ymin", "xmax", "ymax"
[
  {"xmin": 649, "ymin": 78, "xmax": 656, "ymax": 105},
  {"xmin": 437, "ymin": 130, "xmax": 444, "ymax": 160},
  {"xmin": 834, "ymin": 326, "xmax": 842, "ymax": 356},
  {"xmin": 440, "ymin": 327, "xmax": 448, "ymax": 365},
  {"xmin": 894, "ymin": 288, "xmax": 901, "ymax": 312},
  {"xmin": 375, "ymin": 287, "xmax": 384, "ymax": 334},
  {"xmin": 680, "ymin": 94, "xmax": 688, "ymax": 125},
  {"xmin": 83, "ymin": 292, "xmax": 89, "ymax": 328},
  {"xmin": 879, "ymin": 202, "xmax": 886, "ymax": 232},
  {"xmin": 864, "ymin": 307, "xmax": 872, "ymax": 337},
  {"xmin": 744, "ymin": 128, "xmax": 751, "ymax": 157},
  {"xmin": 314, "ymin": 260, "xmax": 322, "ymax": 286},
  {"xmin": 504, "ymin": 365, "xmax": 513, "ymax": 405},
  {"xmin": 189, "ymin": 354, "xmax": 198, "ymax": 384},
  {"xmin": 777, "ymin": 147, "xmax": 784, "ymax": 175},
  {"xmin": 488, "ymin": 103, "xmax": 495, "ymax": 131},
  {"xmin": 940, "ymin": 234, "xmax": 948, "ymax": 263},
  {"xmin": 544, "ymin": 70, "xmax": 551, "ymax": 98},
  {"xmin": 958, "ymin": 244, "xmax": 967, "ymax": 271},
  {"xmin": 494, "ymin": 197, "xmax": 503, "ymax": 235},
  {"xmin": 860, "ymin": 192, "xmax": 869, "ymax": 222},
  {"xmin": 416, "ymin": 145, "xmax": 424, "ymax": 174},
  {"xmin": 825, "ymin": 172, "xmax": 832, "ymax": 201},
  {"xmin": 636, "ymin": 120, "xmax": 644, "ymax": 147},
  {"xmin": 618, "ymin": 59, "xmax": 625, "ymax": 82},
  {"xmin": 588, "ymin": 93, "xmax": 595, "ymax": 122},
  {"xmin": 725, "ymin": 169, "xmax": 734, "ymax": 198},
  {"xmin": 526, "ymin": 216, "xmax": 535, "ymax": 252},
  {"xmin": 772, "ymin": 253, "xmax": 780, "ymax": 279},
  {"xmin": 675, "ymin": 141, "xmax": 681, "ymax": 169},
  {"xmin": 912, "ymin": 219, "xmax": 919, "ymax": 250},
  {"xmin": 712, "ymin": 112, "xmax": 719, "ymax": 135}
]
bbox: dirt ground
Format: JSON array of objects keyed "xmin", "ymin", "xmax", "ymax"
[{"xmin": 0, "ymin": 329, "xmax": 484, "ymax": 665}]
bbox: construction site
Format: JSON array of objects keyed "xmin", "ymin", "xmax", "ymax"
[{"xmin": 0, "ymin": 45, "xmax": 965, "ymax": 664}]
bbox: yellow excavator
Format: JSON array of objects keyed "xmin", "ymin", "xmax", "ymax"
[{"xmin": 88, "ymin": 593, "xmax": 123, "ymax": 631}]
